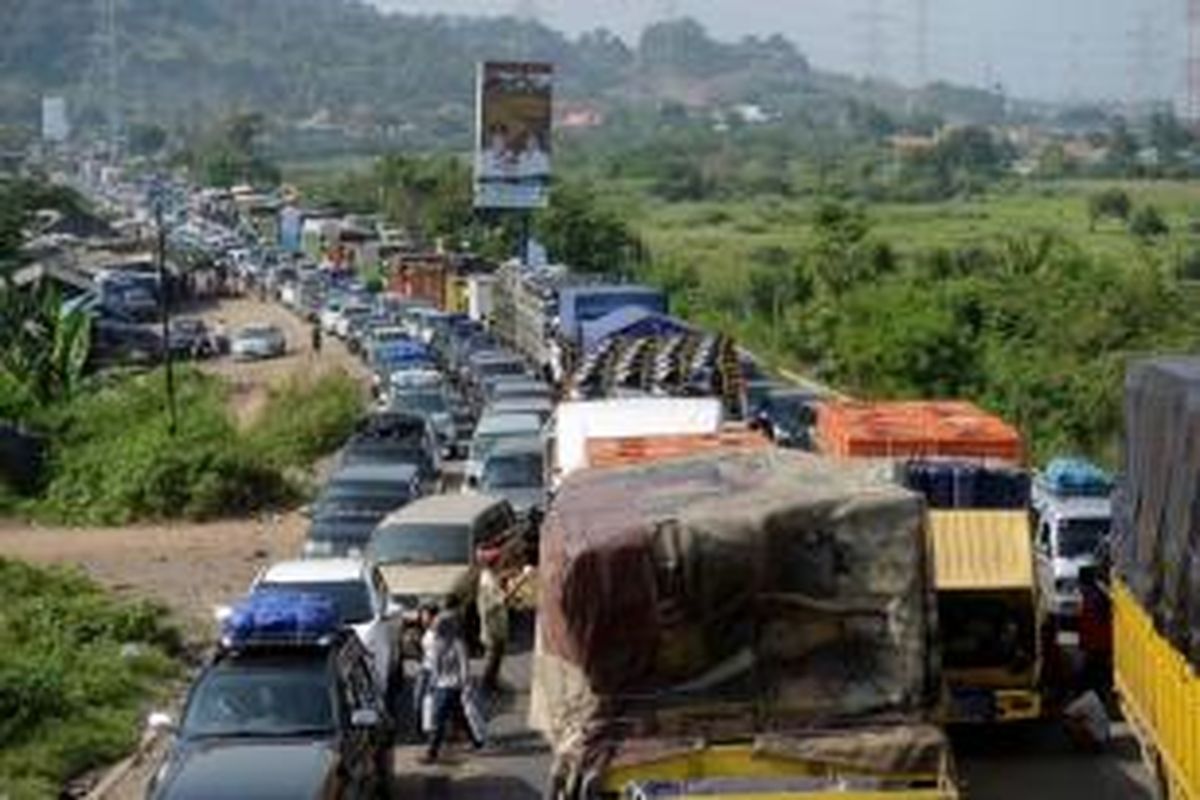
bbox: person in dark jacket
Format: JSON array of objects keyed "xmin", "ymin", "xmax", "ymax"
[{"xmin": 1077, "ymin": 565, "xmax": 1113, "ymax": 699}]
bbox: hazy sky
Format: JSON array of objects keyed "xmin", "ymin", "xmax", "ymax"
[{"xmin": 373, "ymin": 0, "xmax": 1186, "ymax": 104}]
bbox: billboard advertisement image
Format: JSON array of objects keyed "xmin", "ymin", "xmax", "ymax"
[{"xmin": 474, "ymin": 61, "xmax": 553, "ymax": 209}]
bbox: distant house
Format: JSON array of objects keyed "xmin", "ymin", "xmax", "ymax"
[
  {"xmin": 889, "ymin": 133, "xmax": 939, "ymax": 155},
  {"xmin": 733, "ymin": 104, "xmax": 773, "ymax": 125},
  {"xmin": 1062, "ymin": 138, "xmax": 1108, "ymax": 167},
  {"xmin": 559, "ymin": 106, "xmax": 605, "ymax": 130}
]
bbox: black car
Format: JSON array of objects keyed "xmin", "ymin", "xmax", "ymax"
[
  {"xmin": 338, "ymin": 413, "xmax": 441, "ymax": 486},
  {"xmin": 146, "ymin": 633, "xmax": 393, "ymax": 800},
  {"xmin": 303, "ymin": 462, "xmax": 424, "ymax": 558}
]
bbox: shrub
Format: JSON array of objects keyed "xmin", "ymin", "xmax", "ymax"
[
  {"xmin": 248, "ymin": 369, "xmax": 363, "ymax": 469},
  {"xmin": 0, "ymin": 558, "xmax": 179, "ymax": 797},
  {"xmin": 26, "ymin": 366, "xmax": 361, "ymax": 525},
  {"xmin": 1129, "ymin": 204, "xmax": 1170, "ymax": 240}
]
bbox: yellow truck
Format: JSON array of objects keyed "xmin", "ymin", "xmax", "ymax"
[
  {"xmin": 1113, "ymin": 580, "xmax": 1200, "ymax": 800},
  {"xmin": 1113, "ymin": 357, "xmax": 1200, "ymax": 800},
  {"xmin": 927, "ymin": 510, "xmax": 1043, "ymax": 725}
]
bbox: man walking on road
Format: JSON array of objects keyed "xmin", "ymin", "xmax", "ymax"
[
  {"xmin": 310, "ymin": 323, "xmax": 322, "ymax": 356},
  {"xmin": 476, "ymin": 550, "xmax": 534, "ymax": 694},
  {"xmin": 421, "ymin": 601, "xmax": 482, "ymax": 763}
]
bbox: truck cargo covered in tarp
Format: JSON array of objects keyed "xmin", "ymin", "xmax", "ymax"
[
  {"xmin": 1117, "ymin": 358, "xmax": 1200, "ymax": 669},
  {"xmin": 530, "ymin": 449, "xmax": 937, "ymax": 783}
]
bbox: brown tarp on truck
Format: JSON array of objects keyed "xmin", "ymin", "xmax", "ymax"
[
  {"xmin": 530, "ymin": 449, "xmax": 937, "ymax": 771},
  {"xmin": 1117, "ymin": 358, "xmax": 1200, "ymax": 668}
]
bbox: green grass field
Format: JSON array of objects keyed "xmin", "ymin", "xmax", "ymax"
[{"xmin": 636, "ymin": 180, "xmax": 1200, "ymax": 280}]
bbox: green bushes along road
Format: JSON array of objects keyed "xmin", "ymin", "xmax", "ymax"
[{"xmin": 0, "ymin": 558, "xmax": 182, "ymax": 799}]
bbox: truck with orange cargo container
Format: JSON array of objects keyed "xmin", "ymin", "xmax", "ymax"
[{"xmin": 817, "ymin": 400, "xmax": 1044, "ymax": 726}]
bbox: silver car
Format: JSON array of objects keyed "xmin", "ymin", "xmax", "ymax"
[{"xmin": 230, "ymin": 324, "xmax": 287, "ymax": 361}]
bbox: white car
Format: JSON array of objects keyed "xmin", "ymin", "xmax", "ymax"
[
  {"xmin": 229, "ymin": 324, "xmax": 286, "ymax": 360},
  {"xmin": 248, "ymin": 558, "xmax": 401, "ymax": 703}
]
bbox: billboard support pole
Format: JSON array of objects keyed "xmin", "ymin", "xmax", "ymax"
[{"xmin": 520, "ymin": 210, "xmax": 532, "ymax": 265}]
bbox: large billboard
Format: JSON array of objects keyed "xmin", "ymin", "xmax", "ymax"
[{"xmin": 474, "ymin": 61, "xmax": 553, "ymax": 209}]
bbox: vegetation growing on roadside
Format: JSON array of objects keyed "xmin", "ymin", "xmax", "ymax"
[
  {"xmin": 18, "ymin": 367, "xmax": 362, "ymax": 525},
  {"xmin": 0, "ymin": 558, "xmax": 181, "ymax": 799},
  {"xmin": 248, "ymin": 370, "xmax": 364, "ymax": 469}
]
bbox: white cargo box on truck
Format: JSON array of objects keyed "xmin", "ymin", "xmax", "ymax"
[{"xmin": 551, "ymin": 397, "xmax": 723, "ymax": 484}]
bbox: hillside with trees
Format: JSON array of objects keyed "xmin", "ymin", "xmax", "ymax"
[{"xmin": 0, "ymin": 0, "xmax": 1017, "ymax": 154}]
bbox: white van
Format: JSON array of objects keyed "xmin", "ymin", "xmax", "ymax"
[{"xmin": 1031, "ymin": 483, "xmax": 1111, "ymax": 626}]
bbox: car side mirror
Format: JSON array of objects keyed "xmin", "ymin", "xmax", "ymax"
[
  {"xmin": 351, "ymin": 708, "xmax": 380, "ymax": 728},
  {"xmin": 147, "ymin": 711, "xmax": 176, "ymax": 734}
]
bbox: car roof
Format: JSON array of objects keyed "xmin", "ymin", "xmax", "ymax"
[
  {"xmin": 1035, "ymin": 493, "xmax": 1111, "ymax": 519},
  {"xmin": 475, "ymin": 413, "xmax": 542, "ymax": 435},
  {"xmin": 493, "ymin": 377, "xmax": 550, "ymax": 390},
  {"xmin": 259, "ymin": 558, "xmax": 366, "ymax": 584},
  {"xmin": 470, "ymin": 350, "xmax": 522, "ymax": 364},
  {"xmin": 488, "ymin": 398, "xmax": 553, "ymax": 413},
  {"xmin": 379, "ymin": 492, "xmax": 508, "ymax": 526},
  {"xmin": 329, "ymin": 462, "xmax": 419, "ymax": 483}
]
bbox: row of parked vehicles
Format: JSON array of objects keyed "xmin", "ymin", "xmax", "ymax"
[{"xmin": 144, "ymin": 257, "xmax": 557, "ymax": 799}]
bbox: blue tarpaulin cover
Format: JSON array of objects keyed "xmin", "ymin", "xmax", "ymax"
[
  {"xmin": 581, "ymin": 306, "xmax": 693, "ymax": 351},
  {"xmin": 223, "ymin": 591, "xmax": 339, "ymax": 647}
]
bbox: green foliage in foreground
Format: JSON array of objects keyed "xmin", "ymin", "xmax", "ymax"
[
  {"xmin": 0, "ymin": 558, "xmax": 181, "ymax": 799},
  {"xmin": 24, "ymin": 367, "xmax": 362, "ymax": 525}
]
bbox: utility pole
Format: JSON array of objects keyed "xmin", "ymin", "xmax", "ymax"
[
  {"xmin": 100, "ymin": 0, "xmax": 121, "ymax": 161},
  {"xmin": 856, "ymin": 0, "xmax": 890, "ymax": 81},
  {"xmin": 1126, "ymin": 12, "xmax": 1158, "ymax": 117},
  {"xmin": 154, "ymin": 185, "xmax": 177, "ymax": 436},
  {"xmin": 1188, "ymin": 0, "xmax": 1200, "ymax": 120},
  {"xmin": 914, "ymin": 0, "xmax": 930, "ymax": 86}
]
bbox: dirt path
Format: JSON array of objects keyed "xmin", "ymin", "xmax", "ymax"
[
  {"xmin": 0, "ymin": 514, "xmax": 306, "ymax": 635},
  {"xmin": 190, "ymin": 297, "xmax": 365, "ymax": 426}
]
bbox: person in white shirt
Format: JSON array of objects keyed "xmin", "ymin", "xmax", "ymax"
[{"xmin": 421, "ymin": 599, "xmax": 481, "ymax": 762}]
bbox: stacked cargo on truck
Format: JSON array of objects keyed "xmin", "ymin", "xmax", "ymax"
[
  {"xmin": 530, "ymin": 448, "xmax": 958, "ymax": 799},
  {"xmin": 819, "ymin": 401, "xmax": 1042, "ymax": 725}
]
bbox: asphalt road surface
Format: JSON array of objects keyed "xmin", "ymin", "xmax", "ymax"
[{"xmin": 388, "ymin": 637, "xmax": 1154, "ymax": 800}]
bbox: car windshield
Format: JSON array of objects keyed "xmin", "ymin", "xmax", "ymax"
[
  {"xmin": 1058, "ymin": 517, "xmax": 1110, "ymax": 559},
  {"xmin": 482, "ymin": 452, "xmax": 543, "ymax": 489},
  {"xmin": 393, "ymin": 390, "xmax": 448, "ymax": 415},
  {"xmin": 256, "ymin": 580, "xmax": 373, "ymax": 625},
  {"xmin": 314, "ymin": 489, "xmax": 410, "ymax": 517},
  {"xmin": 368, "ymin": 523, "xmax": 470, "ymax": 565},
  {"xmin": 478, "ymin": 360, "xmax": 525, "ymax": 378},
  {"xmin": 239, "ymin": 326, "xmax": 275, "ymax": 338},
  {"xmin": 182, "ymin": 659, "xmax": 334, "ymax": 738}
]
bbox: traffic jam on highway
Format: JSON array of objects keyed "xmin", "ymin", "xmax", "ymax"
[{"xmin": 107, "ymin": 181, "xmax": 1200, "ymax": 800}]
